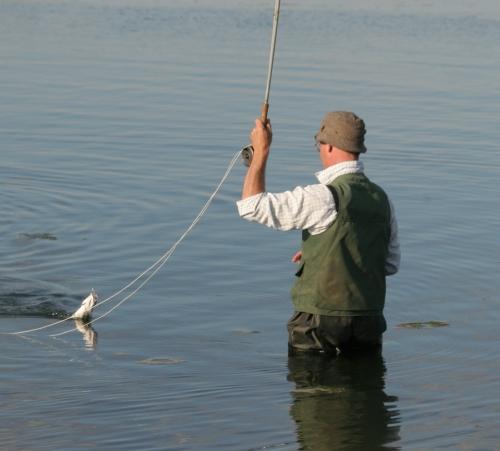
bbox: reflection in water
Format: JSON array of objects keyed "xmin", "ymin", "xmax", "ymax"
[
  {"xmin": 288, "ymin": 352, "xmax": 400, "ymax": 451},
  {"xmin": 73, "ymin": 319, "xmax": 98, "ymax": 349}
]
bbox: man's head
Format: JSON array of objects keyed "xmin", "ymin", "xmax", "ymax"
[{"xmin": 315, "ymin": 111, "xmax": 367, "ymax": 154}]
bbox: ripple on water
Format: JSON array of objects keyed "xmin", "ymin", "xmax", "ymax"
[
  {"xmin": 138, "ymin": 357, "xmax": 185, "ymax": 365},
  {"xmin": 17, "ymin": 232, "xmax": 58, "ymax": 242},
  {"xmin": 397, "ymin": 321, "xmax": 449, "ymax": 329},
  {"xmin": 0, "ymin": 277, "xmax": 79, "ymax": 318}
]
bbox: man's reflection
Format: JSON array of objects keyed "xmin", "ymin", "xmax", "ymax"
[{"xmin": 287, "ymin": 352, "xmax": 400, "ymax": 450}]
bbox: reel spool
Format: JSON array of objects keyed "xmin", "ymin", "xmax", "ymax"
[{"xmin": 240, "ymin": 144, "xmax": 254, "ymax": 167}]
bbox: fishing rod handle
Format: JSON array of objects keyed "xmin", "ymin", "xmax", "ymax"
[
  {"xmin": 261, "ymin": 102, "xmax": 269, "ymax": 123},
  {"xmin": 241, "ymin": 103, "xmax": 270, "ymax": 167}
]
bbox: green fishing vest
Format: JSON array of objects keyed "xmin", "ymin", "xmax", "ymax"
[{"xmin": 291, "ymin": 173, "xmax": 391, "ymax": 316}]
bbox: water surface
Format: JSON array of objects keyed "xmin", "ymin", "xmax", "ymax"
[{"xmin": 1, "ymin": 1, "xmax": 500, "ymax": 449}]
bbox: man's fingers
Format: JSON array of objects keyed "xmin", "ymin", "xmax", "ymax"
[
  {"xmin": 291, "ymin": 251, "xmax": 302, "ymax": 263},
  {"xmin": 253, "ymin": 118, "xmax": 271, "ymax": 131},
  {"xmin": 250, "ymin": 117, "xmax": 272, "ymax": 149}
]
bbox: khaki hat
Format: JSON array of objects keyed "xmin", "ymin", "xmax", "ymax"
[{"xmin": 315, "ymin": 111, "xmax": 367, "ymax": 153}]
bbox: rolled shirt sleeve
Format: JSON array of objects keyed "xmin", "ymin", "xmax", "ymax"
[{"xmin": 236, "ymin": 184, "xmax": 337, "ymax": 234}]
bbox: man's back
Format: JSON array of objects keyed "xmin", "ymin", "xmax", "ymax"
[{"xmin": 291, "ymin": 173, "xmax": 392, "ymax": 316}]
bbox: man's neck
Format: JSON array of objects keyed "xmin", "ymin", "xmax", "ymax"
[
  {"xmin": 324, "ymin": 155, "xmax": 359, "ymax": 169},
  {"xmin": 321, "ymin": 145, "xmax": 359, "ymax": 169}
]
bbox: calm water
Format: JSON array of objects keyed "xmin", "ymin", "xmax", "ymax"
[{"xmin": 1, "ymin": 0, "xmax": 500, "ymax": 449}]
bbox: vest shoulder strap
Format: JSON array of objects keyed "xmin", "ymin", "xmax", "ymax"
[{"xmin": 327, "ymin": 185, "xmax": 340, "ymax": 211}]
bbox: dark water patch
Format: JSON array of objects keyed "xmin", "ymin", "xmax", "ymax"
[
  {"xmin": 0, "ymin": 281, "xmax": 79, "ymax": 319},
  {"xmin": 138, "ymin": 357, "xmax": 184, "ymax": 365},
  {"xmin": 17, "ymin": 232, "xmax": 58, "ymax": 241},
  {"xmin": 397, "ymin": 321, "xmax": 449, "ymax": 329},
  {"xmin": 231, "ymin": 328, "xmax": 261, "ymax": 335},
  {"xmin": 0, "ymin": 296, "xmax": 68, "ymax": 318}
]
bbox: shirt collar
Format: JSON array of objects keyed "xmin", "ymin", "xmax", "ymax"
[{"xmin": 315, "ymin": 160, "xmax": 364, "ymax": 185}]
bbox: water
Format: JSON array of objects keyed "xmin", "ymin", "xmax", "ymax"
[{"xmin": 1, "ymin": 0, "xmax": 500, "ymax": 449}]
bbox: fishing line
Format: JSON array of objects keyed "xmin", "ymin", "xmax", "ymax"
[
  {"xmin": 52, "ymin": 149, "xmax": 241, "ymax": 337},
  {"xmin": 5, "ymin": 0, "xmax": 282, "ymax": 337},
  {"xmin": 6, "ymin": 150, "xmax": 241, "ymax": 336}
]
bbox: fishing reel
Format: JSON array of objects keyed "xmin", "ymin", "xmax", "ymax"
[{"xmin": 240, "ymin": 144, "xmax": 254, "ymax": 167}]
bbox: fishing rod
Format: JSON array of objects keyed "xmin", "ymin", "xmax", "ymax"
[{"xmin": 241, "ymin": 0, "xmax": 281, "ymax": 167}]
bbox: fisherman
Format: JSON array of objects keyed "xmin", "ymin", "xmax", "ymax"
[{"xmin": 237, "ymin": 112, "xmax": 400, "ymax": 355}]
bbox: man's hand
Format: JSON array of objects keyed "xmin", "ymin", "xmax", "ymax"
[
  {"xmin": 241, "ymin": 118, "xmax": 272, "ymax": 200},
  {"xmin": 249, "ymin": 119, "xmax": 272, "ymax": 165},
  {"xmin": 291, "ymin": 251, "xmax": 302, "ymax": 263}
]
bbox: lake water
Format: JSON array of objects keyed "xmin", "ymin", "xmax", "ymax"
[{"xmin": 1, "ymin": 0, "xmax": 500, "ymax": 449}]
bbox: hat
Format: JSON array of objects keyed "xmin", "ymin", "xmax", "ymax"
[{"xmin": 315, "ymin": 111, "xmax": 367, "ymax": 153}]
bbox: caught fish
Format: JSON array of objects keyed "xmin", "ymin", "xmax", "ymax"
[{"xmin": 70, "ymin": 290, "xmax": 97, "ymax": 321}]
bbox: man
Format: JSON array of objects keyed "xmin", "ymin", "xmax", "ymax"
[{"xmin": 237, "ymin": 111, "xmax": 400, "ymax": 355}]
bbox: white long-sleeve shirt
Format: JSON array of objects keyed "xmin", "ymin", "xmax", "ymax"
[{"xmin": 236, "ymin": 161, "xmax": 400, "ymax": 275}]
